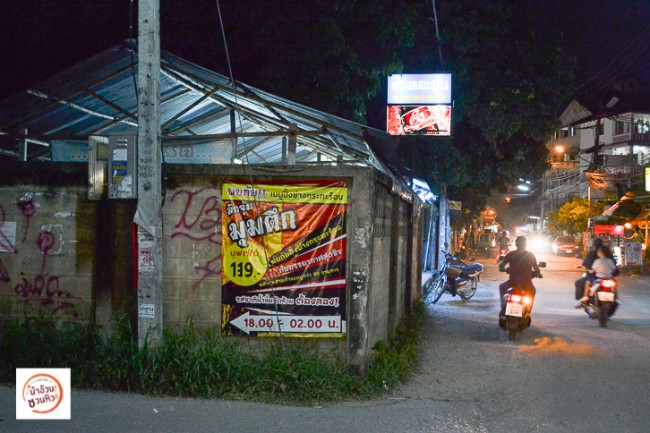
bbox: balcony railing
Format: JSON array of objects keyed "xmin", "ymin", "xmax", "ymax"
[
  {"xmin": 633, "ymin": 132, "xmax": 650, "ymax": 142},
  {"xmin": 548, "ymin": 160, "xmax": 580, "ymax": 169},
  {"xmin": 611, "ymin": 132, "xmax": 650, "ymax": 144}
]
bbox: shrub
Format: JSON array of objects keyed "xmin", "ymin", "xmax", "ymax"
[{"xmin": 1, "ymin": 303, "xmax": 427, "ymax": 403}]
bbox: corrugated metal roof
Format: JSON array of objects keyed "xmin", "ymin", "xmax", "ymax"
[{"xmin": 0, "ymin": 42, "xmax": 406, "ymax": 183}]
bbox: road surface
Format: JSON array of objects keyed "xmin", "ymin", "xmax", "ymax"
[{"xmin": 1, "ymin": 253, "xmax": 649, "ymax": 432}]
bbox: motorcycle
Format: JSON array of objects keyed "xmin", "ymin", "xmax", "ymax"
[
  {"xmin": 574, "ymin": 254, "xmax": 620, "ymax": 328},
  {"xmin": 497, "ymin": 245, "xmax": 509, "ymax": 264},
  {"xmin": 499, "ymin": 263, "xmax": 546, "ymax": 340},
  {"xmin": 579, "ymin": 277, "xmax": 619, "ymax": 327},
  {"xmin": 425, "ymin": 250, "xmax": 484, "ymax": 304}
]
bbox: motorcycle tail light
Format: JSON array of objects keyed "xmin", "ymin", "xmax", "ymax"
[
  {"xmin": 509, "ymin": 294, "xmax": 522, "ymax": 303},
  {"xmin": 601, "ymin": 279, "xmax": 616, "ymax": 289}
]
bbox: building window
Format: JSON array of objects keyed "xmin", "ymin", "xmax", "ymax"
[
  {"xmin": 615, "ymin": 120, "xmax": 630, "ymax": 135},
  {"xmin": 598, "ymin": 123, "xmax": 605, "ymax": 135}
]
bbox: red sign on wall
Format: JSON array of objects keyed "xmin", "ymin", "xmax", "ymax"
[
  {"xmin": 594, "ymin": 224, "xmax": 625, "ymax": 236},
  {"xmin": 387, "ymin": 105, "xmax": 452, "ymax": 136}
]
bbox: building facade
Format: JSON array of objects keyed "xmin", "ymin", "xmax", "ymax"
[{"xmin": 541, "ymin": 98, "xmax": 650, "ymax": 226}]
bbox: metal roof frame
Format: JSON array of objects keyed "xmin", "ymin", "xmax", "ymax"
[{"xmin": 0, "ymin": 42, "xmax": 408, "ymax": 190}]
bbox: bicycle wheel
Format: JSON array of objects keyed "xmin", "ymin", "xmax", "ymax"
[
  {"xmin": 459, "ymin": 278, "xmax": 477, "ymax": 301},
  {"xmin": 422, "ymin": 277, "xmax": 434, "ymax": 300},
  {"xmin": 430, "ymin": 275, "xmax": 446, "ymax": 304}
]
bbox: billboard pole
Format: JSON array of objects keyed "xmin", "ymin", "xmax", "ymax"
[{"xmin": 136, "ymin": 0, "xmax": 163, "ymax": 348}]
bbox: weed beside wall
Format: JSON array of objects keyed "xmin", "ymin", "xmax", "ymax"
[{"xmin": 0, "ymin": 304, "xmax": 427, "ymax": 403}]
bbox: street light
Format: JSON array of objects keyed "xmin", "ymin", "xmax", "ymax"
[
  {"xmin": 516, "ymin": 178, "xmax": 532, "ymax": 192},
  {"xmin": 553, "ymin": 144, "xmax": 594, "ymax": 166}
]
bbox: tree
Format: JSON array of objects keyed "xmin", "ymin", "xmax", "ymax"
[
  {"xmin": 546, "ymin": 198, "xmax": 604, "ymax": 235},
  {"xmin": 408, "ymin": 0, "xmax": 575, "ymax": 221},
  {"xmin": 161, "ymin": 0, "xmax": 575, "ymax": 220},
  {"xmin": 189, "ymin": 0, "xmax": 421, "ymax": 124}
]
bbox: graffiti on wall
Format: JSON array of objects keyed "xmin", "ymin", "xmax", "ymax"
[
  {"xmin": 0, "ymin": 194, "xmax": 80, "ymax": 317},
  {"xmin": 170, "ymin": 187, "xmax": 222, "ymax": 289},
  {"xmin": 13, "ymin": 225, "xmax": 78, "ymax": 317}
]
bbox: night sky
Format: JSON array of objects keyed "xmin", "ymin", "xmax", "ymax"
[{"xmin": 2, "ymin": 0, "xmax": 650, "ymax": 103}]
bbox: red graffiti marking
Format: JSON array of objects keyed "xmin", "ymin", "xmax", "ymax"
[
  {"xmin": 37, "ymin": 230, "xmax": 55, "ymax": 254},
  {"xmin": 193, "ymin": 256, "xmax": 222, "ymax": 289},
  {"xmin": 13, "ymin": 271, "xmax": 78, "ymax": 317},
  {"xmin": 37, "ymin": 229, "xmax": 56, "ymax": 272},
  {"xmin": 17, "ymin": 197, "xmax": 36, "ymax": 242},
  {"xmin": 171, "ymin": 187, "xmax": 222, "ymax": 244},
  {"xmin": 170, "ymin": 188, "xmax": 222, "ymax": 289}
]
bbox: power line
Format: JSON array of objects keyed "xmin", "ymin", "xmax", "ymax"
[
  {"xmin": 593, "ymin": 36, "xmax": 650, "ymax": 92},
  {"xmin": 573, "ymin": 26, "xmax": 650, "ymax": 94},
  {"xmin": 431, "ymin": 0, "xmax": 444, "ymax": 69}
]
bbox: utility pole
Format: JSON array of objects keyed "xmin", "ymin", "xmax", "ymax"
[
  {"xmin": 136, "ymin": 0, "xmax": 163, "ymax": 348},
  {"xmin": 593, "ymin": 117, "xmax": 602, "ymax": 170}
]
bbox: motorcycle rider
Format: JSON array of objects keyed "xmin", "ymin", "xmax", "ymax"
[
  {"xmin": 574, "ymin": 237, "xmax": 611, "ymax": 299},
  {"xmin": 578, "ymin": 245, "xmax": 617, "ymax": 306},
  {"xmin": 498, "ymin": 236, "xmax": 541, "ymax": 328},
  {"xmin": 498, "ymin": 231, "xmax": 510, "ymax": 249},
  {"xmin": 497, "ymin": 231, "xmax": 510, "ymax": 263}
]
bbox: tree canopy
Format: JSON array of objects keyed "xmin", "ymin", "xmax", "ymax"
[
  {"xmin": 161, "ymin": 0, "xmax": 575, "ymax": 219},
  {"xmin": 410, "ymin": 0, "xmax": 574, "ymax": 220},
  {"xmin": 546, "ymin": 198, "xmax": 605, "ymax": 235}
]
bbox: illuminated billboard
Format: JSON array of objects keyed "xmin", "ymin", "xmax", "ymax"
[
  {"xmin": 387, "ymin": 105, "xmax": 452, "ymax": 136},
  {"xmin": 387, "ymin": 74, "xmax": 452, "ymax": 105}
]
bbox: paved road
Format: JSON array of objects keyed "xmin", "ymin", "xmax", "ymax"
[{"xmin": 1, "ymin": 253, "xmax": 649, "ymax": 432}]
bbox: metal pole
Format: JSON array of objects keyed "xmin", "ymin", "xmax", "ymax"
[
  {"xmin": 585, "ymin": 183, "xmax": 594, "ymax": 241},
  {"xmin": 288, "ymin": 123, "xmax": 297, "ymax": 165},
  {"xmin": 136, "ymin": 0, "xmax": 163, "ymax": 348},
  {"xmin": 19, "ymin": 128, "xmax": 28, "ymax": 161}
]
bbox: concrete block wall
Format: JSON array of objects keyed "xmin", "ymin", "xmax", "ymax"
[
  {"xmin": 368, "ymin": 186, "xmax": 393, "ymax": 348},
  {"xmin": 366, "ymin": 183, "xmax": 420, "ymax": 353},
  {"xmin": 162, "ymin": 178, "xmax": 222, "ymax": 329},
  {"xmin": 158, "ymin": 164, "xmax": 423, "ymax": 370},
  {"xmin": 0, "ymin": 183, "xmax": 94, "ymax": 321},
  {"xmin": 0, "ymin": 161, "xmax": 422, "ymax": 370}
]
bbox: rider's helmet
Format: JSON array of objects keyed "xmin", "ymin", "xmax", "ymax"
[
  {"xmin": 515, "ymin": 236, "xmax": 526, "ymax": 249},
  {"xmin": 591, "ymin": 237, "xmax": 603, "ymax": 250}
]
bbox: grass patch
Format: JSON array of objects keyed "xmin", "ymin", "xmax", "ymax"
[{"xmin": 0, "ymin": 304, "xmax": 427, "ymax": 403}]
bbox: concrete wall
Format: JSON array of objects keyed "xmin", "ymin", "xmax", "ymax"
[
  {"xmin": 0, "ymin": 163, "xmax": 95, "ymax": 320},
  {"xmin": 365, "ymin": 178, "xmax": 423, "ymax": 358},
  {"xmin": 0, "ymin": 161, "xmax": 422, "ymax": 369},
  {"xmin": 162, "ymin": 177, "xmax": 222, "ymax": 329},
  {"xmin": 368, "ymin": 186, "xmax": 392, "ymax": 349}
]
